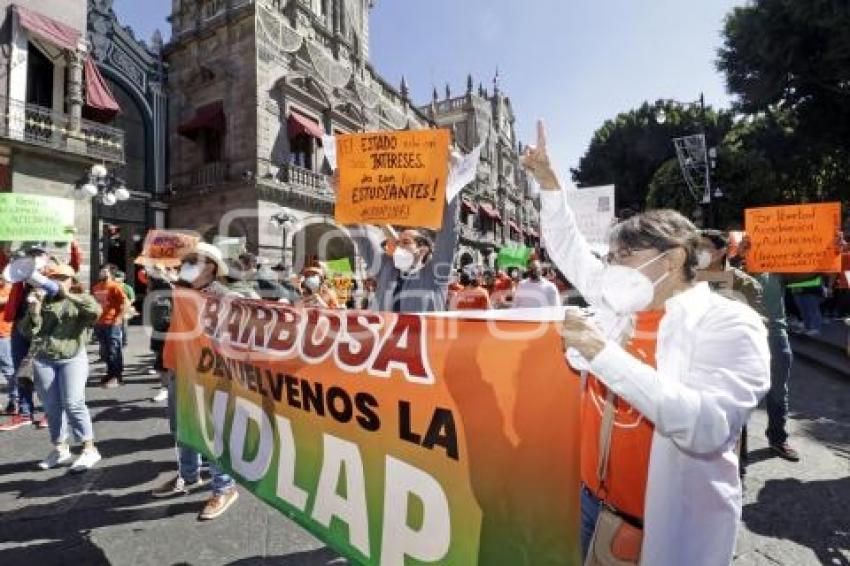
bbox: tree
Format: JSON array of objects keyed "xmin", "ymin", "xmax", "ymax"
[
  {"xmin": 571, "ymin": 101, "xmax": 732, "ymax": 212},
  {"xmin": 718, "ymin": 0, "xmax": 850, "ymax": 153}
]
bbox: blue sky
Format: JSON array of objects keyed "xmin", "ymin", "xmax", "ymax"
[{"xmin": 114, "ymin": 0, "xmax": 744, "ymax": 183}]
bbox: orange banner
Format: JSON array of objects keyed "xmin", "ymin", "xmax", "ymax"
[
  {"xmin": 745, "ymin": 203, "xmax": 841, "ymax": 273},
  {"xmin": 335, "ymin": 129, "xmax": 450, "ymax": 229},
  {"xmin": 164, "ymin": 292, "xmax": 581, "ymax": 565}
]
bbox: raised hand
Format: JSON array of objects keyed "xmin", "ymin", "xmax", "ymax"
[{"xmin": 521, "ymin": 120, "xmax": 561, "ymax": 191}]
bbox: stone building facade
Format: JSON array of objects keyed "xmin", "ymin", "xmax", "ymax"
[
  {"xmin": 87, "ymin": 0, "xmax": 169, "ymax": 284},
  {"xmin": 165, "ymin": 0, "xmax": 428, "ymax": 271},
  {"xmin": 0, "ymin": 0, "xmax": 125, "ymax": 285},
  {"xmin": 421, "ymin": 76, "xmax": 540, "ymax": 269}
]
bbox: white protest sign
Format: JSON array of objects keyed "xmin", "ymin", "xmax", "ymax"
[
  {"xmin": 322, "ymin": 134, "xmax": 337, "ymax": 170},
  {"xmin": 446, "ymin": 143, "xmax": 483, "ymax": 204},
  {"xmin": 565, "ymin": 184, "xmax": 615, "ymax": 254}
]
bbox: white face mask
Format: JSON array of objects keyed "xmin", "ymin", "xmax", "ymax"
[
  {"xmin": 696, "ymin": 250, "xmax": 714, "ymax": 270},
  {"xmin": 304, "ymin": 275, "xmax": 321, "ymax": 292},
  {"xmin": 393, "ymin": 247, "xmax": 416, "ymax": 272},
  {"xmin": 599, "ymin": 251, "xmax": 670, "ymax": 314},
  {"xmin": 179, "ymin": 263, "xmax": 203, "ymax": 284}
]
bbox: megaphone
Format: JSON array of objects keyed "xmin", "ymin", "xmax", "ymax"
[
  {"xmin": 3, "ymin": 257, "xmax": 36, "ymax": 283},
  {"xmin": 2, "ymin": 257, "xmax": 59, "ymax": 296}
]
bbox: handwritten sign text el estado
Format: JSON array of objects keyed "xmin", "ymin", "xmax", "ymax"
[
  {"xmin": 335, "ymin": 129, "xmax": 450, "ymax": 229},
  {"xmin": 745, "ymin": 203, "xmax": 841, "ymax": 273}
]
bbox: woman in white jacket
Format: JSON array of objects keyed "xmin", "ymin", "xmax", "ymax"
[{"xmin": 522, "ymin": 121, "xmax": 770, "ymax": 566}]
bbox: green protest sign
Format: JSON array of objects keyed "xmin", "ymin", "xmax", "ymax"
[
  {"xmin": 321, "ymin": 257, "xmax": 354, "ymax": 276},
  {"xmin": 497, "ymin": 246, "xmax": 531, "ymax": 270},
  {"xmin": 0, "ymin": 193, "xmax": 76, "ymax": 242}
]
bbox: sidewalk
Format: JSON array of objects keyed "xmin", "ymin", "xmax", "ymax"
[{"xmin": 0, "ymin": 326, "xmax": 847, "ymax": 565}]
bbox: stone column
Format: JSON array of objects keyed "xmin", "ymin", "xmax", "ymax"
[{"xmin": 66, "ymin": 39, "xmax": 87, "ymax": 134}]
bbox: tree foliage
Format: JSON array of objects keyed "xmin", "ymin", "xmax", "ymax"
[{"xmin": 571, "ymin": 101, "xmax": 732, "ymax": 212}]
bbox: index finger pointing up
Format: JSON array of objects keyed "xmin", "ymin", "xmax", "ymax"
[{"xmin": 537, "ymin": 119, "xmax": 547, "ymax": 152}]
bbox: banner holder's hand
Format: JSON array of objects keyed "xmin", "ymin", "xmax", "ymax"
[{"xmin": 521, "ymin": 120, "xmax": 562, "ymax": 192}]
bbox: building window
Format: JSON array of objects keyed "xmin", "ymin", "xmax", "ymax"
[
  {"xmin": 201, "ymin": 130, "xmax": 223, "ymax": 163},
  {"xmin": 26, "ymin": 43, "xmax": 53, "ymax": 108},
  {"xmin": 289, "ymin": 133, "xmax": 313, "ymax": 170}
]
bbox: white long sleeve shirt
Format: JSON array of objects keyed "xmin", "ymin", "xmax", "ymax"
[{"xmin": 541, "ymin": 190, "xmax": 770, "ymax": 566}]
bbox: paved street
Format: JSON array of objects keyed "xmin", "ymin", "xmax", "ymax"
[{"xmin": 0, "ymin": 326, "xmax": 848, "ymax": 566}]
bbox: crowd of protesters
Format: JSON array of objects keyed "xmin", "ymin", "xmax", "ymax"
[{"xmin": 1, "ymin": 122, "xmax": 843, "ymax": 563}]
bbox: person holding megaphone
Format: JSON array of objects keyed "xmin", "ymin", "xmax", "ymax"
[{"xmin": 0, "ymin": 246, "xmax": 60, "ymax": 431}]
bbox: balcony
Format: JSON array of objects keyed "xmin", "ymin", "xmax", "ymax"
[
  {"xmin": 278, "ymin": 163, "xmax": 334, "ymax": 202},
  {"xmin": 0, "ymin": 95, "xmax": 124, "ymax": 163},
  {"xmin": 171, "ymin": 162, "xmax": 229, "ymax": 190}
]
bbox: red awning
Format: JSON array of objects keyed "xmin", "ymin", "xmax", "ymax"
[
  {"xmin": 178, "ymin": 102, "xmax": 226, "ymax": 140},
  {"xmin": 508, "ymin": 220, "xmax": 521, "ymax": 233},
  {"xmin": 83, "ymin": 57, "xmax": 120, "ymax": 122},
  {"xmin": 479, "ymin": 202, "xmax": 502, "ymax": 221},
  {"xmin": 527, "ymin": 227, "xmax": 539, "ymax": 238},
  {"xmin": 288, "ymin": 112, "xmax": 324, "ymax": 139},
  {"xmin": 15, "ymin": 4, "xmax": 80, "ymax": 51}
]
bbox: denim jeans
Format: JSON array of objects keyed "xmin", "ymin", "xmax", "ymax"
[
  {"xmin": 10, "ymin": 330, "xmax": 33, "ymax": 416},
  {"xmin": 95, "ymin": 324, "xmax": 123, "ymax": 379},
  {"xmin": 33, "ymin": 349, "xmax": 94, "ymax": 445},
  {"xmin": 0, "ymin": 337, "xmax": 13, "ymax": 386},
  {"xmin": 580, "ymin": 484, "xmax": 603, "ymax": 561},
  {"xmin": 765, "ymin": 332, "xmax": 793, "ymax": 445},
  {"xmin": 793, "ymin": 293, "xmax": 823, "ymax": 332},
  {"xmin": 167, "ymin": 377, "xmax": 234, "ymax": 496}
]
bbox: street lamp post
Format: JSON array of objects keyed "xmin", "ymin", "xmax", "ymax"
[
  {"xmin": 74, "ymin": 163, "xmax": 131, "ymax": 206},
  {"xmin": 269, "ymin": 209, "xmax": 297, "ymax": 270},
  {"xmin": 656, "ymin": 94, "xmax": 721, "ymax": 227}
]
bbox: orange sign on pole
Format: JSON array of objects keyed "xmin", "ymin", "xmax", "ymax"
[
  {"xmin": 134, "ymin": 230, "xmax": 200, "ymax": 267},
  {"xmin": 335, "ymin": 129, "xmax": 450, "ymax": 229},
  {"xmin": 745, "ymin": 203, "xmax": 841, "ymax": 273}
]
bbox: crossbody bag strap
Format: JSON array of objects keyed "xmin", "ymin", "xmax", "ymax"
[{"xmin": 597, "ymin": 388, "xmax": 617, "ymax": 486}]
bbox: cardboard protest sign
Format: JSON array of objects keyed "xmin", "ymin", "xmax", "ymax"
[
  {"xmin": 565, "ymin": 185, "xmax": 615, "ymax": 255},
  {"xmin": 335, "ymin": 130, "xmax": 451, "ymax": 229},
  {"xmin": 135, "ymin": 230, "xmax": 200, "ymax": 267},
  {"xmin": 745, "ymin": 203, "xmax": 841, "ymax": 273},
  {"xmin": 0, "ymin": 193, "xmax": 75, "ymax": 242},
  {"xmin": 165, "ymin": 293, "xmax": 581, "ymax": 566}
]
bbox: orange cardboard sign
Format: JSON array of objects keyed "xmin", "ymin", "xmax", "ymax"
[
  {"xmin": 135, "ymin": 230, "xmax": 200, "ymax": 267},
  {"xmin": 745, "ymin": 203, "xmax": 841, "ymax": 273},
  {"xmin": 335, "ymin": 129, "xmax": 450, "ymax": 229}
]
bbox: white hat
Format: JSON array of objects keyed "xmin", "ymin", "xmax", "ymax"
[{"xmin": 190, "ymin": 242, "xmax": 229, "ymax": 277}]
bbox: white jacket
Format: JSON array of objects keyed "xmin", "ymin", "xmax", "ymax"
[{"xmin": 541, "ymin": 191, "xmax": 770, "ymax": 566}]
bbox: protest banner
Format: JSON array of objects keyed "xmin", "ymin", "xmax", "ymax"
[
  {"xmin": 497, "ymin": 246, "xmax": 532, "ymax": 270},
  {"xmin": 745, "ymin": 203, "xmax": 841, "ymax": 273},
  {"xmin": 135, "ymin": 230, "xmax": 200, "ymax": 267},
  {"xmin": 335, "ymin": 129, "xmax": 451, "ymax": 229},
  {"xmin": 164, "ymin": 293, "xmax": 581, "ymax": 566},
  {"xmin": 0, "ymin": 193, "xmax": 75, "ymax": 242},
  {"xmin": 565, "ymin": 185, "xmax": 615, "ymax": 254}
]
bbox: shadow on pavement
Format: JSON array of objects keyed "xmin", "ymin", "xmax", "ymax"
[
  {"xmin": 743, "ymin": 477, "xmax": 850, "ymax": 566},
  {"xmin": 227, "ymin": 547, "xmax": 347, "ymax": 565},
  {"xmin": 0, "ymin": 534, "xmax": 111, "ymax": 566}
]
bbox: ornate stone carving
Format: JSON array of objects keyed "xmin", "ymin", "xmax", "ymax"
[
  {"xmin": 109, "ymin": 46, "xmax": 146, "ymax": 92},
  {"xmin": 306, "ymin": 40, "xmax": 351, "ymax": 89}
]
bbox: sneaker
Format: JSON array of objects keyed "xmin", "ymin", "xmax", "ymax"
[
  {"xmin": 198, "ymin": 490, "xmax": 239, "ymax": 520},
  {"xmin": 152, "ymin": 475, "xmax": 207, "ymax": 498},
  {"xmin": 0, "ymin": 414, "xmax": 34, "ymax": 431},
  {"xmin": 102, "ymin": 377, "xmax": 120, "ymax": 389},
  {"xmin": 38, "ymin": 447, "xmax": 73, "ymax": 470},
  {"xmin": 3, "ymin": 401, "xmax": 18, "ymax": 416},
  {"xmin": 151, "ymin": 388, "xmax": 169, "ymax": 403},
  {"xmin": 70, "ymin": 449, "xmax": 102, "ymax": 472},
  {"xmin": 35, "ymin": 416, "xmax": 49, "ymax": 429},
  {"xmin": 769, "ymin": 442, "xmax": 800, "ymax": 462}
]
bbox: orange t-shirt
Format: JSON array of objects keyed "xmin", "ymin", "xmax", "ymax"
[
  {"xmin": 0, "ymin": 284, "xmax": 12, "ymax": 338},
  {"xmin": 450, "ymin": 286, "xmax": 491, "ymax": 310},
  {"xmin": 92, "ymin": 280, "xmax": 127, "ymax": 325},
  {"xmin": 579, "ymin": 310, "xmax": 664, "ymax": 521}
]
